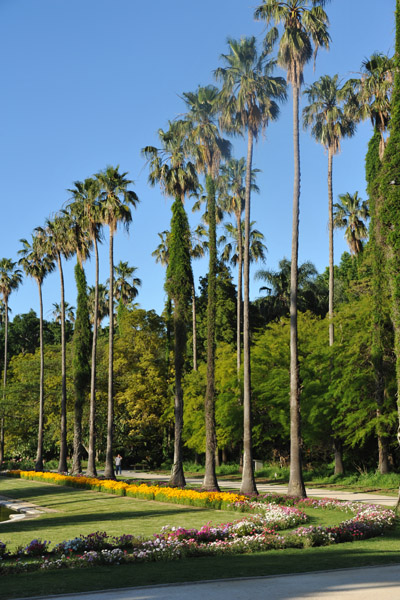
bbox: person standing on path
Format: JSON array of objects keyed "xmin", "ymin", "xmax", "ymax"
[{"xmin": 115, "ymin": 454, "xmax": 122, "ymax": 475}]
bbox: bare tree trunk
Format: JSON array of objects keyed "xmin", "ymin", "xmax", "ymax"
[
  {"xmin": 240, "ymin": 128, "xmax": 257, "ymax": 496},
  {"xmin": 333, "ymin": 439, "xmax": 344, "ymax": 475},
  {"xmin": 236, "ymin": 210, "xmax": 243, "ymax": 375},
  {"xmin": 86, "ymin": 238, "xmax": 99, "ymax": 477},
  {"xmin": 35, "ymin": 282, "xmax": 45, "ymax": 471},
  {"xmin": 57, "ymin": 254, "xmax": 68, "ymax": 474},
  {"xmin": 0, "ymin": 298, "xmax": 9, "ymax": 464},
  {"xmin": 287, "ymin": 83, "xmax": 306, "ymax": 498},
  {"xmin": 377, "ymin": 408, "xmax": 389, "ymax": 474},
  {"xmin": 104, "ymin": 228, "xmax": 115, "ymax": 480},
  {"xmin": 203, "ymin": 174, "xmax": 219, "ymax": 491}
]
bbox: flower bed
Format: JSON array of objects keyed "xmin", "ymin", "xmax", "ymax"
[
  {"xmin": 0, "ymin": 470, "xmax": 396, "ymax": 574},
  {"xmin": 6, "ymin": 470, "xmax": 247, "ymax": 510}
]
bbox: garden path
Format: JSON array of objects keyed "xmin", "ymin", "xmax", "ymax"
[{"xmin": 19, "ymin": 564, "xmax": 400, "ymax": 599}]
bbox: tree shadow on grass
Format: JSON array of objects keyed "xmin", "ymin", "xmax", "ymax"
[{"xmin": 1, "ymin": 506, "xmax": 208, "ymax": 535}]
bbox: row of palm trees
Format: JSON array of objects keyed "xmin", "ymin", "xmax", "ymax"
[
  {"xmin": 1, "ymin": 166, "xmax": 139, "ymax": 477},
  {"xmin": 144, "ymin": 0, "xmax": 391, "ymax": 495},
  {"xmin": 1, "ymin": 2, "xmax": 391, "ymax": 495}
]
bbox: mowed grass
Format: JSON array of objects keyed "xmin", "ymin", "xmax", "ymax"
[
  {"xmin": 0, "ymin": 477, "xmax": 236, "ymax": 551},
  {"xmin": 0, "ymin": 476, "xmax": 399, "ymax": 600}
]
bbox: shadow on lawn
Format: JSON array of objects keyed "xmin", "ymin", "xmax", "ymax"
[{"xmin": 1, "ymin": 506, "xmax": 209, "ymax": 535}]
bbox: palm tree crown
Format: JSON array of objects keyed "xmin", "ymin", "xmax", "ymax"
[
  {"xmin": 0, "ymin": 259, "xmax": 23, "ymax": 306},
  {"xmin": 255, "ymin": 0, "xmax": 331, "ymax": 88},
  {"xmin": 215, "ymin": 36, "xmax": 287, "ymax": 136},
  {"xmin": 303, "ymin": 74, "xmax": 355, "ymax": 153},
  {"xmin": 333, "ymin": 192, "xmax": 369, "ymax": 256},
  {"xmin": 142, "ymin": 120, "xmax": 199, "ymax": 203}
]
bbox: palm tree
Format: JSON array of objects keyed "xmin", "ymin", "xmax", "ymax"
[
  {"xmin": 67, "ymin": 178, "xmax": 103, "ymax": 477},
  {"xmin": 52, "ymin": 302, "xmax": 75, "ymax": 324},
  {"xmin": 215, "ymin": 35, "xmax": 286, "ymax": 495},
  {"xmin": 114, "ymin": 261, "xmax": 141, "ymax": 306},
  {"xmin": 303, "ymin": 74, "xmax": 356, "ymax": 347},
  {"xmin": 220, "ymin": 220, "xmax": 266, "ymax": 366},
  {"xmin": 143, "ymin": 121, "xmax": 198, "ymax": 487},
  {"xmin": 256, "ymin": 258, "xmax": 318, "ymax": 316},
  {"xmin": 19, "ymin": 236, "xmax": 55, "ymax": 471},
  {"xmin": 39, "ymin": 214, "xmax": 74, "ymax": 473},
  {"xmin": 255, "ymin": 0, "xmax": 330, "ymax": 498},
  {"xmin": 181, "ymin": 84, "xmax": 231, "ymax": 491},
  {"xmin": 63, "ymin": 200, "xmax": 93, "ymax": 476},
  {"xmin": 0, "ymin": 259, "xmax": 23, "ymax": 464},
  {"xmin": 349, "ymin": 53, "xmax": 394, "ymax": 159},
  {"xmin": 88, "ymin": 284, "xmax": 109, "ymax": 329},
  {"xmin": 333, "ymin": 192, "xmax": 369, "ymax": 255},
  {"xmin": 219, "ymin": 158, "xmax": 260, "ymax": 375},
  {"xmin": 95, "ymin": 165, "xmax": 139, "ymax": 480}
]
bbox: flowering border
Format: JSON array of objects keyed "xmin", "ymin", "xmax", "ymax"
[{"xmin": 0, "ymin": 470, "xmax": 396, "ymax": 575}]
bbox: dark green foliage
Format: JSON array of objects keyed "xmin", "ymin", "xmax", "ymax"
[
  {"xmin": 195, "ymin": 261, "xmax": 237, "ymax": 355},
  {"xmin": 165, "ymin": 198, "xmax": 193, "ymax": 486},
  {"xmin": 73, "ymin": 264, "xmax": 91, "ymax": 395},
  {"xmin": 72, "ymin": 262, "xmax": 91, "ymax": 473},
  {"xmin": 165, "ymin": 200, "xmax": 193, "ymax": 308},
  {"xmin": 376, "ymin": 0, "xmax": 400, "ymax": 431},
  {"xmin": 366, "ymin": 128, "xmax": 382, "ymax": 192}
]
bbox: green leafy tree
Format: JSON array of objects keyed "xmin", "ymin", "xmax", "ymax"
[{"xmin": 255, "ymin": 0, "xmax": 330, "ymax": 497}]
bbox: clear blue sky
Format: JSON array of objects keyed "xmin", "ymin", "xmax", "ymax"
[{"xmin": 0, "ymin": 0, "xmax": 395, "ymax": 320}]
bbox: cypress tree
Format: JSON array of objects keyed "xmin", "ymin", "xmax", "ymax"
[
  {"xmin": 71, "ymin": 262, "xmax": 91, "ymax": 475},
  {"xmin": 366, "ymin": 127, "xmax": 390, "ymax": 473},
  {"xmin": 203, "ymin": 174, "xmax": 219, "ymax": 491},
  {"xmin": 376, "ymin": 0, "xmax": 400, "ymax": 494},
  {"xmin": 165, "ymin": 199, "xmax": 192, "ymax": 487}
]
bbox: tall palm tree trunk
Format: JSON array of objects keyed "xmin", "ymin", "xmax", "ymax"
[
  {"xmin": 0, "ymin": 298, "xmax": 9, "ymax": 464},
  {"xmin": 104, "ymin": 228, "xmax": 115, "ymax": 479},
  {"xmin": 288, "ymin": 83, "xmax": 306, "ymax": 498},
  {"xmin": 240, "ymin": 128, "xmax": 257, "ymax": 495},
  {"xmin": 238, "ymin": 127, "xmax": 257, "ymax": 494},
  {"xmin": 203, "ymin": 174, "xmax": 219, "ymax": 491},
  {"xmin": 87, "ymin": 238, "xmax": 99, "ymax": 477},
  {"xmin": 35, "ymin": 282, "xmax": 45, "ymax": 472},
  {"xmin": 57, "ymin": 254, "xmax": 68, "ymax": 474},
  {"xmin": 328, "ymin": 149, "xmax": 344, "ymax": 475},
  {"xmin": 192, "ymin": 286, "xmax": 198, "ymax": 371},
  {"xmin": 328, "ymin": 148, "xmax": 334, "ymax": 347},
  {"xmin": 236, "ymin": 210, "xmax": 243, "ymax": 375}
]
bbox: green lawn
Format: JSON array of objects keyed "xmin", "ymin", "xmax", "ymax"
[{"xmin": 0, "ymin": 476, "xmax": 399, "ymax": 600}]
